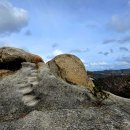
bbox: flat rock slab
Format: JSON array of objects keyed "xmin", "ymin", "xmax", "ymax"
[{"xmin": 0, "ymin": 106, "xmax": 130, "ymax": 130}]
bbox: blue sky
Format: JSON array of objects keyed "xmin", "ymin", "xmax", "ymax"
[{"xmin": 0, "ymin": 0, "xmax": 130, "ymax": 71}]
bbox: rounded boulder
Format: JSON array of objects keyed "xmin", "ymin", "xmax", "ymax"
[{"xmin": 47, "ymin": 54, "xmax": 95, "ymax": 92}]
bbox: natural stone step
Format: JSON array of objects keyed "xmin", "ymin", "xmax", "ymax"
[
  {"xmin": 28, "ymin": 77, "xmax": 38, "ymax": 82},
  {"xmin": 30, "ymin": 73, "xmax": 38, "ymax": 76},
  {"xmin": 30, "ymin": 70, "xmax": 38, "ymax": 73},
  {"xmin": 17, "ymin": 83, "xmax": 30, "ymax": 88},
  {"xmin": 22, "ymin": 95, "xmax": 36, "ymax": 104},
  {"xmin": 25, "ymin": 99, "xmax": 39, "ymax": 107},
  {"xmin": 18, "ymin": 87, "xmax": 33, "ymax": 94},
  {"xmin": 21, "ymin": 62, "xmax": 36, "ymax": 68},
  {"xmin": 30, "ymin": 81, "xmax": 39, "ymax": 86}
]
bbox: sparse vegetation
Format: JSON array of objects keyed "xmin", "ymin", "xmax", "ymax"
[{"xmin": 93, "ymin": 75, "xmax": 130, "ymax": 98}]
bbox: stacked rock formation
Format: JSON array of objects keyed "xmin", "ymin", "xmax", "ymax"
[{"xmin": 0, "ymin": 47, "xmax": 130, "ymax": 130}]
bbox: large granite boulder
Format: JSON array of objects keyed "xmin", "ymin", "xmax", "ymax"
[
  {"xmin": 47, "ymin": 54, "xmax": 95, "ymax": 92},
  {"xmin": 0, "ymin": 48, "xmax": 130, "ymax": 129}
]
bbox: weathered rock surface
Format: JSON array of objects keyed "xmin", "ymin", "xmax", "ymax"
[
  {"xmin": 0, "ymin": 62, "xmax": 96, "ymax": 122},
  {"xmin": 1, "ymin": 106, "xmax": 130, "ymax": 130},
  {"xmin": 0, "ymin": 69, "xmax": 13, "ymax": 77},
  {"xmin": 47, "ymin": 54, "xmax": 95, "ymax": 92},
  {"xmin": 0, "ymin": 62, "xmax": 130, "ymax": 129},
  {"xmin": 0, "ymin": 48, "xmax": 130, "ymax": 130},
  {"xmin": 0, "ymin": 47, "xmax": 43, "ymax": 72}
]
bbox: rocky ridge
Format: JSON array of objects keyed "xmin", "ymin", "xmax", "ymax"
[{"xmin": 0, "ymin": 47, "xmax": 130, "ymax": 130}]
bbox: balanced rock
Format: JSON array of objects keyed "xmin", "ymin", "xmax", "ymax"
[{"xmin": 47, "ymin": 54, "xmax": 95, "ymax": 92}]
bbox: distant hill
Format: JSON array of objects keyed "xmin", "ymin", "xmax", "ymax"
[
  {"xmin": 88, "ymin": 69, "xmax": 130, "ymax": 79},
  {"xmin": 88, "ymin": 69, "xmax": 130, "ymax": 98},
  {"xmin": 93, "ymin": 69, "xmax": 130, "ymax": 74}
]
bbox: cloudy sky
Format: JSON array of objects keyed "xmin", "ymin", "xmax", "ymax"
[{"xmin": 0, "ymin": 0, "xmax": 130, "ymax": 71}]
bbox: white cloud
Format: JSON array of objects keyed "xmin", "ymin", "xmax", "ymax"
[
  {"xmin": 88, "ymin": 61, "xmax": 110, "ymax": 71},
  {"xmin": 85, "ymin": 64, "xmax": 88, "ymax": 67},
  {"xmin": 81, "ymin": 58, "xmax": 88, "ymax": 67},
  {"xmin": 117, "ymin": 56, "xmax": 130, "ymax": 64},
  {"xmin": 116, "ymin": 61, "xmax": 129, "ymax": 65},
  {"xmin": 53, "ymin": 49, "xmax": 63, "ymax": 56},
  {"xmin": 0, "ymin": 0, "xmax": 28, "ymax": 36},
  {"xmin": 90, "ymin": 61, "xmax": 108, "ymax": 66},
  {"xmin": 81, "ymin": 58, "xmax": 85, "ymax": 63},
  {"xmin": 46, "ymin": 49, "xmax": 64, "ymax": 61},
  {"xmin": 108, "ymin": 14, "xmax": 130, "ymax": 32}
]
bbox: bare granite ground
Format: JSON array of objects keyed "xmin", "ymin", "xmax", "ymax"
[{"xmin": 0, "ymin": 62, "xmax": 130, "ymax": 130}]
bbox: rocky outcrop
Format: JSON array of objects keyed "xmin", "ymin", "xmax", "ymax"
[
  {"xmin": 0, "ymin": 47, "xmax": 43, "ymax": 77},
  {"xmin": 0, "ymin": 62, "xmax": 96, "ymax": 122},
  {"xmin": 47, "ymin": 54, "xmax": 95, "ymax": 92},
  {"xmin": 0, "ymin": 48, "xmax": 130, "ymax": 130},
  {"xmin": 0, "ymin": 62, "xmax": 130, "ymax": 129},
  {"xmin": 0, "ymin": 47, "xmax": 43, "ymax": 70}
]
